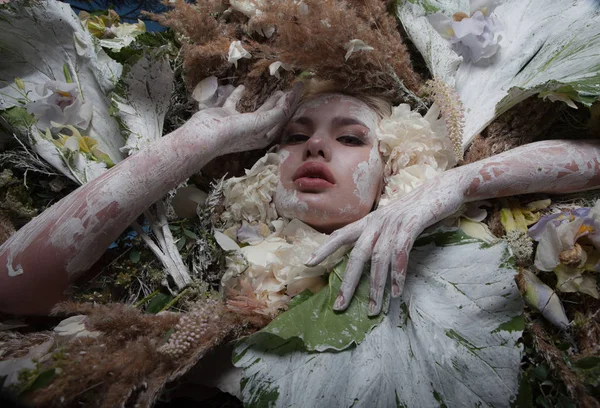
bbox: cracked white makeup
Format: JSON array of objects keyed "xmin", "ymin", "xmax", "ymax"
[{"xmin": 274, "ymin": 94, "xmax": 384, "ymax": 233}]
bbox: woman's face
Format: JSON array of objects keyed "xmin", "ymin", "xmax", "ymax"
[{"xmin": 274, "ymin": 94, "xmax": 384, "ymax": 233}]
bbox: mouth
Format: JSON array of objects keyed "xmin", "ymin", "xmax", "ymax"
[{"xmin": 292, "ymin": 162, "xmax": 336, "ymax": 191}]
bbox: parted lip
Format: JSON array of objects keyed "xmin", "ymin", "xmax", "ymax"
[{"xmin": 292, "ymin": 162, "xmax": 336, "ymax": 184}]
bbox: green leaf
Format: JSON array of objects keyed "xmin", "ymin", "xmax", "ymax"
[
  {"xmin": 287, "ymin": 289, "xmax": 314, "ymax": 310},
  {"xmin": 183, "ymin": 229, "xmax": 197, "ymax": 240},
  {"xmin": 532, "ymin": 364, "xmax": 549, "ymax": 381},
  {"xmin": 19, "ymin": 368, "xmax": 56, "ymax": 395},
  {"xmin": 129, "ymin": 248, "xmax": 141, "ymax": 263},
  {"xmin": 251, "ymin": 257, "xmax": 384, "ymax": 352},
  {"xmin": 146, "ymin": 292, "xmax": 174, "ymax": 314},
  {"xmin": 0, "ymin": 107, "xmax": 36, "ymax": 133},
  {"xmin": 515, "ymin": 372, "xmax": 533, "ymax": 408},
  {"xmin": 574, "ymin": 356, "xmax": 600, "ymax": 370}
]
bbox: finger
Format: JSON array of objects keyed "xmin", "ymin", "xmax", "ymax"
[
  {"xmin": 305, "ymin": 218, "xmax": 366, "ymax": 266},
  {"xmin": 334, "ymin": 230, "xmax": 380, "ymax": 312},
  {"xmin": 223, "ymin": 85, "xmax": 245, "ymax": 110},
  {"xmin": 368, "ymin": 237, "xmax": 392, "ymax": 316},
  {"xmin": 224, "ymin": 83, "xmax": 303, "ymax": 152},
  {"xmin": 390, "ymin": 235, "xmax": 416, "ymax": 298},
  {"xmin": 256, "ymin": 91, "xmax": 284, "ymax": 112}
]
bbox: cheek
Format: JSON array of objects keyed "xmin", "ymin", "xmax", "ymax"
[
  {"xmin": 347, "ymin": 146, "xmax": 384, "ymax": 207},
  {"xmin": 277, "ymin": 148, "xmax": 296, "ymax": 183}
]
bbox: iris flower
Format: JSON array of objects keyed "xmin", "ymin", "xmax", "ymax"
[
  {"xmin": 528, "ymin": 202, "xmax": 600, "ymax": 298},
  {"xmin": 25, "ymin": 80, "xmax": 92, "ymax": 131},
  {"xmin": 428, "ymin": 0, "xmax": 502, "ymax": 63}
]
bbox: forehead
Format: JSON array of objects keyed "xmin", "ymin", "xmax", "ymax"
[{"xmin": 290, "ymin": 94, "xmax": 379, "ymax": 129}]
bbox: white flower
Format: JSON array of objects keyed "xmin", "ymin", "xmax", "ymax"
[
  {"xmin": 54, "ymin": 315, "xmax": 101, "ymax": 343},
  {"xmin": 228, "ymin": 40, "xmax": 252, "ymax": 68},
  {"xmin": 221, "ymin": 152, "xmax": 280, "ymax": 225},
  {"xmin": 230, "ymin": 0, "xmax": 262, "ymax": 18},
  {"xmin": 376, "ymin": 104, "xmax": 456, "ymax": 204},
  {"xmin": 25, "ymin": 80, "xmax": 92, "ymax": 131},
  {"xmin": 379, "ymin": 165, "xmax": 441, "ymax": 206},
  {"xmin": 98, "ymin": 20, "xmax": 146, "ymax": 51},
  {"xmin": 222, "ymin": 219, "xmax": 346, "ymax": 315},
  {"xmin": 269, "ymin": 61, "xmax": 291, "ymax": 79},
  {"xmin": 428, "ymin": 0, "xmax": 502, "ymax": 63},
  {"xmin": 344, "ymin": 39, "xmax": 374, "ymax": 61}
]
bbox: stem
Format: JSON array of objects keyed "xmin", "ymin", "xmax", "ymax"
[
  {"xmin": 134, "ymin": 289, "xmax": 161, "ymax": 308},
  {"xmin": 159, "ymin": 287, "xmax": 189, "ymax": 312}
]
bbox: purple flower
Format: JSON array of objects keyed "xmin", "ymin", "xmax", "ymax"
[
  {"xmin": 528, "ymin": 203, "xmax": 600, "ymax": 272},
  {"xmin": 428, "ymin": 0, "xmax": 502, "ymax": 63}
]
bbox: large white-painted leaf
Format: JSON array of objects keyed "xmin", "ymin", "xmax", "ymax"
[
  {"xmin": 0, "ymin": 0, "xmax": 124, "ymax": 182},
  {"xmin": 112, "ymin": 51, "xmax": 173, "ymax": 155},
  {"xmin": 233, "ymin": 230, "xmax": 523, "ymax": 408},
  {"xmin": 397, "ymin": 0, "xmax": 600, "ymax": 149}
]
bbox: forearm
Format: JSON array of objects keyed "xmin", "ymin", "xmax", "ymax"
[
  {"xmin": 0, "ymin": 122, "xmax": 221, "ymax": 314},
  {"xmin": 457, "ymin": 139, "xmax": 600, "ymax": 201}
]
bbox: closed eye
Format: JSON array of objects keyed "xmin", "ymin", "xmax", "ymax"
[
  {"xmin": 281, "ymin": 133, "xmax": 310, "ymax": 145},
  {"xmin": 337, "ymin": 135, "xmax": 366, "ymax": 146}
]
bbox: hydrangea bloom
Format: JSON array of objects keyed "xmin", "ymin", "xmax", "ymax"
[
  {"xmin": 221, "ymin": 219, "xmax": 345, "ymax": 316},
  {"xmin": 25, "ymin": 80, "xmax": 92, "ymax": 131},
  {"xmin": 376, "ymin": 104, "xmax": 456, "ymax": 205},
  {"xmin": 428, "ymin": 0, "xmax": 502, "ymax": 63},
  {"xmin": 221, "ymin": 152, "xmax": 280, "ymax": 226}
]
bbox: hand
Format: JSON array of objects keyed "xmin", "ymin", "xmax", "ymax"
[
  {"xmin": 305, "ymin": 170, "xmax": 466, "ymax": 316},
  {"xmin": 184, "ymin": 83, "xmax": 303, "ymax": 155}
]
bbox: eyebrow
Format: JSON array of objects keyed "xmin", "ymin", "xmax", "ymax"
[
  {"xmin": 330, "ymin": 116, "xmax": 369, "ymax": 128},
  {"xmin": 289, "ymin": 116, "xmax": 369, "ymax": 128}
]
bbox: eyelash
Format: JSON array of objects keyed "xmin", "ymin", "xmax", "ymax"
[{"xmin": 281, "ymin": 134, "xmax": 366, "ymax": 146}]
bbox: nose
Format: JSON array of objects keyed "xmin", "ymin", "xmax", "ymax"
[{"xmin": 303, "ymin": 134, "xmax": 331, "ymax": 161}]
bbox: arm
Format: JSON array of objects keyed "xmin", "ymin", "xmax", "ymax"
[
  {"xmin": 307, "ymin": 139, "xmax": 600, "ymax": 315},
  {"xmin": 0, "ymin": 86, "xmax": 301, "ymax": 315}
]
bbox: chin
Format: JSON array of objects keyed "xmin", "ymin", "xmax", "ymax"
[
  {"xmin": 294, "ymin": 201, "xmax": 367, "ymax": 233},
  {"xmin": 274, "ymin": 184, "xmax": 370, "ymax": 233}
]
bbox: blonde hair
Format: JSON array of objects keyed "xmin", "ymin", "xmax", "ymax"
[{"xmin": 298, "ymin": 78, "xmax": 393, "ymax": 119}]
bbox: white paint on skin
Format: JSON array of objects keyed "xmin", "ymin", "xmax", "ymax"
[
  {"xmin": 352, "ymin": 146, "xmax": 382, "ymax": 205},
  {"xmin": 274, "ymin": 181, "xmax": 309, "ymax": 220},
  {"xmin": 290, "ymin": 94, "xmax": 341, "ymax": 121}
]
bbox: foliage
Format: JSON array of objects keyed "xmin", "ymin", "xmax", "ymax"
[
  {"xmin": 253, "ymin": 257, "xmax": 385, "ymax": 352},
  {"xmin": 150, "ymin": 0, "xmax": 421, "ymax": 110},
  {"xmin": 233, "ymin": 229, "xmax": 523, "ymax": 407}
]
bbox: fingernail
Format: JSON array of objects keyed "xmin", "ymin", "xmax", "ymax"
[
  {"xmin": 392, "ymin": 280, "xmax": 400, "ymax": 297},
  {"xmin": 368, "ymin": 298, "xmax": 378, "ymax": 316},
  {"xmin": 333, "ymin": 293, "xmax": 345, "ymax": 310},
  {"xmin": 392, "ymin": 276, "xmax": 406, "ymax": 297}
]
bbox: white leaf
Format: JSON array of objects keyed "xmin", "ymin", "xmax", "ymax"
[
  {"xmin": 233, "ymin": 232, "xmax": 523, "ymax": 407},
  {"xmin": 214, "ymin": 230, "xmax": 241, "ymax": 251},
  {"xmin": 113, "ymin": 51, "xmax": 173, "ymax": 155},
  {"xmin": 228, "ymin": 40, "xmax": 251, "ymax": 68},
  {"xmin": 0, "ymin": 338, "xmax": 54, "ymax": 387},
  {"xmin": 192, "ymin": 76, "xmax": 219, "ymax": 102},
  {"xmin": 344, "ymin": 39, "xmax": 375, "ymax": 61},
  {"xmin": 268, "ymin": 61, "xmax": 291, "ymax": 79},
  {"xmin": 0, "ymin": 0, "xmax": 124, "ymax": 178},
  {"xmin": 397, "ymin": 0, "xmax": 600, "ymax": 149}
]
